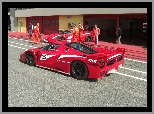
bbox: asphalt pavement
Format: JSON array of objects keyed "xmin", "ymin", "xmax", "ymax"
[{"xmin": 8, "ymin": 37, "xmax": 147, "ymax": 107}]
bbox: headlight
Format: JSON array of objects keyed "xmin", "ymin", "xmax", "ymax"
[
  {"xmin": 44, "ymin": 39, "xmax": 48, "ymax": 42},
  {"xmin": 21, "ymin": 49, "xmax": 28, "ymax": 54}
]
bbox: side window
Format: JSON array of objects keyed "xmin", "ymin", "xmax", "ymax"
[
  {"xmin": 48, "ymin": 44, "xmax": 55, "ymax": 50},
  {"xmin": 48, "ymin": 44, "xmax": 61, "ymax": 50}
]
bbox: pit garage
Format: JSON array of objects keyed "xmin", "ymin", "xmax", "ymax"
[
  {"xmin": 84, "ymin": 14, "xmax": 117, "ymax": 38},
  {"xmin": 84, "ymin": 14, "xmax": 147, "ymax": 47},
  {"xmin": 26, "ymin": 16, "xmax": 59, "ymax": 35}
]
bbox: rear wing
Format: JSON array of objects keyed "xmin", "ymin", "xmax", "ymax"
[
  {"xmin": 97, "ymin": 47, "xmax": 125, "ymax": 62},
  {"xmin": 115, "ymin": 47, "xmax": 125, "ymax": 55}
]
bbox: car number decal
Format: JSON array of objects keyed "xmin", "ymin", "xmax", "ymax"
[
  {"xmin": 40, "ymin": 54, "xmax": 56, "ymax": 60},
  {"xmin": 40, "ymin": 54, "xmax": 47, "ymax": 60}
]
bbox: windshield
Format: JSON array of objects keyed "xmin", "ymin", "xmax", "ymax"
[
  {"xmin": 59, "ymin": 30, "xmax": 72, "ymax": 34},
  {"xmin": 66, "ymin": 42, "xmax": 98, "ymax": 54},
  {"xmin": 40, "ymin": 43, "xmax": 61, "ymax": 50}
]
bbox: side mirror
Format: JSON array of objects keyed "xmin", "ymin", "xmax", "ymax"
[{"xmin": 65, "ymin": 48, "xmax": 69, "ymax": 52}]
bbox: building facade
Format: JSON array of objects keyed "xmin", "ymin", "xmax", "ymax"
[{"xmin": 10, "ymin": 8, "xmax": 147, "ymax": 37}]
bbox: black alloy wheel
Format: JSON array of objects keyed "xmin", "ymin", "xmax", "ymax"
[
  {"xmin": 85, "ymin": 36, "xmax": 92, "ymax": 42},
  {"xmin": 71, "ymin": 61, "xmax": 88, "ymax": 80},
  {"xmin": 26, "ymin": 52, "xmax": 35, "ymax": 66}
]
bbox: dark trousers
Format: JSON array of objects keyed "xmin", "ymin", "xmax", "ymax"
[{"xmin": 29, "ymin": 29, "xmax": 32, "ymax": 37}]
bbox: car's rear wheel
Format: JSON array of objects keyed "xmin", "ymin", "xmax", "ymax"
[
  {"xmin": 26, "ymin": 52, "xmax": 35, "ymax": 66},
  {"xmin": 85, "ymin": 35, "xmax": 92, "ymax": 42},
  {"xmin": 71, "ymin": 61, "xmax": 88, "ymax": 80}
]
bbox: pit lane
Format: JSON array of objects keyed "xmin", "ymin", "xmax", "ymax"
[{"xmin": 8, "ymin": 37, "xmax": 147, "ymax": 107}]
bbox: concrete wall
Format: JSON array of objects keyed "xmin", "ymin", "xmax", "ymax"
[
  {"xmin": 17, "ymin": 17, "xmax": 27, "ymax": 33},
  {"xmin": 10, "ymin": 8, "xmax": 18, "ymax": 31},
  {"xmin": 15, "ymin": 8, "xmax": 147, "ymax": 17},
  {"xmin": 59, "ymin": 15, "xmax": 83, "ymax": 30}
]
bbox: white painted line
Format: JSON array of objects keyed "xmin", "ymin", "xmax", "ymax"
[
  {"xmin": 119, "ymin": 67, "xmax": 147, "ymax": 74},
  {"xmin": 25, "ymin": 45, "xmax": 27, "ymax": 46},
  {"xmin": 18, "ymin": 47, "xmax": 21, "ymax": 48},
  {"xmin": 20, "ymin": 39, "xmax": 23, "ymax": 40},
  {"xmin": 8, "ymin": 44, "xmax": 9, "ymax": 45},
  {"xmin": 22, "ymin": 48, "xmax": 25, "ymax": 49},
  {"xmin": 14, "ymin": 46, "xmax": 17, "ymax": 47},
  {"xmin": 42, "ymin": 43, "xmax": 46, "ymax": 44},
  {"xmin": 114, "ymin": 71, "xmax": 147, "ymax": 82},
  {"xmin": 25, "ymin": 40, "xmax": 29, "ymax": 42},
  {"xmin": 14, "ymin": 38, "xmax": 17, "ymax": 39},
  {"xmin": 20, "ymin": 44, "xmax": 23, "ymax": 45},
  {"xmin": 34, "ymin": 47, "xmax": 37, "ymax": 48},
  {"xmin": 10, "ymin": 45, "xmax": 13, "ymax": 46},
  {"xmin": 29, "ymin": 46, "xmax": 32, "ymax": 47},
  {"xmin": 8, "ymin": 41, "xmax": 9, "ymax": 42},
  {"xmin": 11, "ymin": 42, "xmax": 14, "ymax": 43},
  {"xmin": 15, "ymin": 43, "xmax": 19, "ymax": 44},
  {"xmin": 124, "ymin": 58, "xmax": 147, "ymax": 63}
]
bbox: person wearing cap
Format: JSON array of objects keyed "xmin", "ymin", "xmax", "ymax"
[
  {"xmin": 93, "ymin": 24, "xmax": 100, "ymax": 45},
  {"xmin": 79, "ymin": 23, "xmax": 84, "ymax": 43},
  {"xmin": 73, "ymin": 24, "xmax": 79, "ymax": 42}
]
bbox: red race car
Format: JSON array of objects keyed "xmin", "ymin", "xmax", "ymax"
[
  {"xmin": 20, "ymin": 41, "xmax": 125, "ymax": 80},
  {"xmin": 43, "ymin": 30, "xmax": 93, "ymax": 43}
]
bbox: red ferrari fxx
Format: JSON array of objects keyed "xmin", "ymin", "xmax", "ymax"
[
  {"xmin": 20, "ymin": 41, "xmax": 125, "ymax": 80},
  {"xmin": 43, "ymin": 30, "xmax": 93, "ymax": 43}
]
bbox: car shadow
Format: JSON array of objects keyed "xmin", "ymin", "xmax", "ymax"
[
  {"xmin": 36, "ymin": 66, "xmax": 99, "ymax": 82},
  {"xmin": 19, "ymin": 59, "xmax": 99, "ymax": 82}
]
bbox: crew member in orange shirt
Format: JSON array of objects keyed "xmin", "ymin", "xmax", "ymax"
[
  {"xmin": 73, "ymin": 24, "xmax": 79, "ymax": 42},
  {"xmin": 79, "ymin": 23, "xmax": 84, "ymax": 43},
  {"xmin": 93, "ymin": 24, "xmax": 100, "ymax": 45},
  {"xmin": 32, "ymin": 23, "xmax": 40, "ymax": 45}
]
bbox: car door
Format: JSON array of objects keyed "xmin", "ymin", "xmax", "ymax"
[{"xmin": 36, "ymin": 48, "xmax": 60, "ymax": 68}]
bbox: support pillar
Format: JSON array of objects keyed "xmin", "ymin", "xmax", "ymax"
[
  {"xmin": 10, "ymin": 8, "xmax": 18, "ymax": 32},
  {"xmin": 83, "ymin": 15, "xmax": 85, "ymax": 29},
  {"xmin": 116, "ymin": 15, "xmax": 119, "ymax": 32}
]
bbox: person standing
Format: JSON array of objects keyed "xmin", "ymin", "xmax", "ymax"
[
  {"xmin": 28, "ymin": 23, "xmax": 33, "ymax": 38},
  {"xmin": 73, "ymin": 24, "xmax": 79, "ymax": 42},
  {"xmin": 79, "ymin": 23, "xmax": 84, "ymax": 43},
  {"xmin": 32, "ymin": 23, "xmax": 40, "ymax": 45},
  {"xmin": 93, "ymin": 24, "xmax": 100, "ymax": 45},
  {"xmin": 116, "ymin": 28, "xmax": 122, "ymax": 44}
]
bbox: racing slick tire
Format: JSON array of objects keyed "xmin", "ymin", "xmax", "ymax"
[
  {"xmin": 71, "ymin": 61, "xmax": 88, "ymax": 80},
  {"xmin": 26, "ymin": 52, "xmax": 35, "ymax": 66},
  {"xmin": 85, "ymin": 35, "xmax": 92, "ymax": 42}
]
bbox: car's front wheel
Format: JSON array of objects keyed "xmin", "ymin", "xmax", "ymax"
[
  {"xmin": 71, "ymin": 61, "xmax": 88, "ymax": 80},
  {"xmin": 26, "ymin": 52, "xmax": 35, "ymax": 66}
]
